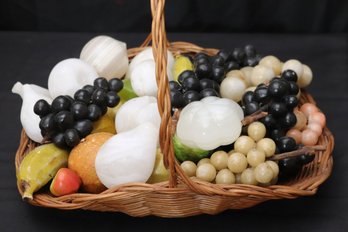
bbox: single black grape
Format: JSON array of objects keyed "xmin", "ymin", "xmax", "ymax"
[
  {"xmin": 51, "ymin": 96, "xmax": 71, "ymax": 112},
  {"xmin": 268, "ymin": 79, "xmax": 289, "ymax": 99},
  {"xmin": 199, "ymin": 79, "xmax": 220, "ymax": 92},
  {"xmin": 82, "ymin": 85, "xmax": 95, "ymax": 95},
  {"xmin": 283, "ymin": 95, "xmax": 299, "ymax": 109},
  {"xmin": 225, "ymin": 61, "xmax": 240, "ymax": 71},
  {"xmin": 195, "ymin": 63, "xmax": 212, "ymax": 79},
  {"xmin": 108, "ymin": 78, "xmax": 124, "ymax": 92},
  {"xmin": 70, "ymin": 101, "xmax": 89, "ymax": 120},
  {"xmin": 244, "ymin": 44, "xmax": 256, "ymax": 57},
  {"xmin": 270, "ymin": 128, "xmax": 284, "ymax": 142},
  {"xmin": 245, "ymin": 57, "xmax": 258, "ymax": 67},
  {"xmin": 94, "ymin": 77, "xmax": 109, "ymax": 90},
  {"xmin": 169, "ymin": 81, "xmax": 182, "ymax": 91},
  {"xmin": 178, "ymin": 70, "xmax": 195, "ymax": 84},
  {"xmin": 92, "ymin": 88, "xmax": 107, "ymax": 106},
  {"xmin": 106, "ymin": 91, "xmax": 120, "ymax": 107},
  {"xmin": 200, "ymin": 88, "xmax": 220, "ymax": 98},
  {"xmin": 211, "ymin": 55, "xmax": 225, "ymax": 67},
  {"xmin": 277, "ymin": 136, "xmax": 297, "ymax": 152},
  {"xmin": 183, "ymin": 90, "xmax": 201, "ymax": 105},
  {"xmin": 74, "ymin": 89, "xmax": 91, "ymax": 104},
  {"xmin": 297, "ymin": 154, "xmax": 315, "ymax": 165},
  {"xmin": 181, "ymin": 76, "xmax": 201, "ymax": 92},
  {"xmin": 54, "ymin": 111, "xmax": 74, "ymax": 131},
  {"xmin": 253, "ymin": 86, "xmax": 270, "ymax": 104},
  {"xmin": 170, "ymin": 89, "xmax": 185, "ymax": 108},
  {"xmin": 232, "ymin": 48, "xmax": 246, "ymax": 63},
  {"xmin": 39, "ymin": 113, "xmax": 56, "ymax": 137},
  {"xmin": 269, "ymin": 102, "xmax": 287, "ymax": 118},
  {"xmin": 74, "ymin": 119, "xmax": 93, "ymax": 138},
  {"xmin": 278, "ymin": 157, "xmax": 301, "ymax": 179},
  {"xmin": 281, "ymin": 70, "xmax": 298, "ymax": 82},
  {"xmin": 99, "ymin": 102, "xmax": 108, "ymax": 115},
  {"xmin": 210, "ymin": 66, "xmax": 225, "ymax": 83},
  {"xmin": 289, "ymin": 81, "xmax": 300, "ymax": 95},
  {"xmin": 244, "ymin": 101, "xmax": 259, "ymax": 115},
  {"xmin": 242, "ymin": 91, "xmax": 254, "ymax": 105},
  {"xmin": 34, "ymin": 99, "xmax": 51, "ymax": 117},
  {"xmin": 217, "ymin": 50, "xmax": 231, "ymax": 62},
  {"xmin": 260, "ymin": 114, "xmax": 277, "ymax": 129},
  {"xmin": 279, "ymin": 112, "xmax": 297, "ymax": 129},
  {"xmin": 87, "ymin": 104, "xmax": 102, "ymax": 121},
  {"xmin": 64, "ymin": 129, "xmax": 80, "ymax": 148},
  {"xmin": 194, "ymin": 52, "xmax": 209, "ymax": 61},
  {"xmin": 52, "ymin": 133, "xmax": 68, "ymax": 149}
]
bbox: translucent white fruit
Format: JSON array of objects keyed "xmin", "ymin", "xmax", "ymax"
[
  {"xmin": 130, "ymin": 60, "xmax": 157, "ymax": 97},
  {"xmin": 256, "ymin": 138, "xmax": 276, "ymax": 157},
  {"xmin": 234, "ymin": 136, "xmax": 255, "ymax": 155},
  {"xmin": 197, "ymin": 158, "xmax": 211, "ymax": 167},
  {"xmin": 298, "ymin": 64, "xmax": 313, "ymax": 88},
  {"xmin": 80, "ymin": 35, "xmax": 128, "ymax": 80},
  {"xmin": 210, "ymin": 151, "xmax": 228, "ymax": 170},
  {"xmin": 220, "ymin": 76, "xmax": 246, "ymax": 102},
  {"xmin": 247, "ymin": 122, "xmax": 266, "ymax": 142},
  {"xmin": 265, "ymin": 161, "xmax": 279, "ymax": 179},
  {"xmin": 126, "ymin": 47, "xmax": 174, "ymax": 80},
  {"xmin": 115, "ymin": 96, "xmax": 160, "ymax": 133},
  {"xmin": 176, "ymin": 97, "xmax": 243, "ymax": 150},
  {"xmin": 12, "ymin": 82, "xmax": 52, "ymax": 143},
  {"xmin": 259, "ymin": 55, "xmax": 282, "ymax": 75},
  {"xmin": 240, "ymin": 67, "xmax": 254, "ymax": 87},
  {"xmin": 180, "ymin": 161, "xmax": 197, "ymax": 177},
  {"xmin": 48, "ymin": 58, "xmax": 98, "ymax": 98},
  {"xmin": 227, "ymin": 152, "xmax": 248, "ymax": 173},
  {"xmin": 95, "ymin": 123, "xmax": 158, "ymax": 188},
  {"xmin": 282, "ymin": 59, "xmax": 303, "ymax": 79},
  {"xmin": 251, "ymin": 65, "xmax": 275, "ymax": 86},
  {"xmin": 247, "ymin": 148, "xmax": 266, "ymax": 167},
  {"xmin": 196, "ymin": 163, "xmax": 216, "ymax": 182},
  {"xmin": 216, "ymin": 169, "xmax": 235, "ymax": 184},
  {"xmin": 254, "ymin": 163, "xmax": 274, "ymax": 184},
  {"xmin": 241, "ymin": 168, "xmax": 258, "ymax": 185}
]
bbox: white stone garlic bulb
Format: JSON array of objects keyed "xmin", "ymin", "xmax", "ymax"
[{"xmin": 12, "ymin": 82, "xmax": 52, "ymax": 143}]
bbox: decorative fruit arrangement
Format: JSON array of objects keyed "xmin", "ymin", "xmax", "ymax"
[{"xmin": 13, "ymin": 35, "xmax": 327, "ymax": 199}]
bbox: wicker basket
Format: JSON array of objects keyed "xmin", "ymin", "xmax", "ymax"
[{"xmin": 15, "ymin": 0, "xmax": 334, "ymax": 217}]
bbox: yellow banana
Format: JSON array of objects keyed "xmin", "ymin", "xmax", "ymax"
[
  {"xmin": 173, "ymin": 55, "xmax": 194, "ymax": 81},
  {"xmin": 17, "ymin": 143, "xmax": 69, "ymax": 200}
]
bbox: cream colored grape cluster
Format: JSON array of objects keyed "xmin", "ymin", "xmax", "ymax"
[{"xmin": 181, "ymin": 121, "xmax": 280, "ymax": 186}]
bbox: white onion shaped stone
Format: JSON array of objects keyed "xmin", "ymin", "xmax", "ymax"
[
  {"xmin": 115, "ymin": 96, "xmax": 160, "ymax": 133},
  {"xmin": 48, "ymin": 58, "xmax": 98, "ymax": 98},
  {"xmin": 177, "ymin": 97, "xmax": 243, "ymax": 151},
  {"xmin": 80, "ymin": 35, "xmax": 129, "ymax": 80}
]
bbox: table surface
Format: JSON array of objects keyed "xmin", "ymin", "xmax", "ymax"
[{"xmin": 1, "ymin": 32, "xmax": 347, "ymax": 232}]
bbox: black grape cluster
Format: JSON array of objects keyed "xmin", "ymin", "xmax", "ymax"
[
  {"xmin": 242, "ymin": 70, "xmax": 300, "ymax": 141},
  {"xmin": 170, "ymin": 45, "xmax": 262, "ymax": 110},
  {"xmin": 34, "ymin": 77, "xmax": 123, "ymax": 149}
]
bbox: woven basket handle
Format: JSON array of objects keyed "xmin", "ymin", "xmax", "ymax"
[{"xmin": 150, "ymin": 0, "xmax": 177, "ymax": 187}]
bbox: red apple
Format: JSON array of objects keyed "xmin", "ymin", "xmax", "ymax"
[{"xmin": 50, "ymin": 168, "xmax": 81, "ymax": 196}]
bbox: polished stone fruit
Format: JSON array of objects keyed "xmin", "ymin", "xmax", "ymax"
[
  {"xmin": 50, "ymin": 168, "xmax": 81, "ymax": 196},
  {"xmin": 68, "ymin": 132, "xmax": 113, "ymax": 193}
]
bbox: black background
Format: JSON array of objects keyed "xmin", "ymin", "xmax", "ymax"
[
  {"xmin": 1, "ymin": 0, "xmax": 348, "ymax": 231},
  {"xmin": 1, "ymin": 0, "xmax": 348, "ymax": 33}
]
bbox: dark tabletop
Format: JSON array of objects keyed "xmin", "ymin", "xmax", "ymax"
[{"xmin": 0, "ymin": 32, "xmax": 347, "ymax": 232}]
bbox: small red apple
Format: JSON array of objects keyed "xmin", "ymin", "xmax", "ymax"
[{"xmin": 50, "ymin": 168, "xmax": 81, "ymax": 196}]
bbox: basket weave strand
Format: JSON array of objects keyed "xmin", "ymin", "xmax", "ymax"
[{"xmin": 13, "ymin": 0, "xmax": 334, "ymax": 217}]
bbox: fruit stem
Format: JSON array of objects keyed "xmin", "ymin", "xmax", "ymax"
[
  {"xmin": 269, "ymin": 145, "xmax": 327, "ymax": 161},
  {"xmin": 242, "ymin": 111, "xmax": 268, "ymax": 126}
]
